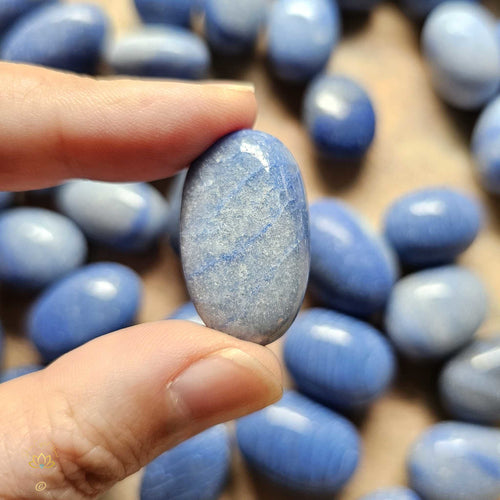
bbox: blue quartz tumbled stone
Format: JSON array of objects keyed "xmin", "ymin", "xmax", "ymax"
[
  {"xmin": 180, "ymin": 130, "xmax": 310, "ymax": 345},
  {"xmin": 401, "ymin": 0, "xmax": 477, "ymax": 19},
  {"xmin": 439, "ymin": 336, "xmax": 500, "ymax": 425},
  {"xmin": 284, "ymin": 308, "xmax": 395, "ymax": 410},
  {"xmin": 236, "ymin": 391, "xmax": 360, "ymax": 494},
  {"xmin": 360, "ymin": 487, "xmax": 422, "ymax": 500},
  {"xmin": 1, "ymin": 3, "xmax": 109, "ymax": 74},
  {"xmin": 0, "ymin": 364, "xmax": 42, "ymax": 383},
  {"xmin": 303, "ymin": 75, "xmax": 376, "ymax": 159},
  {"xmin": 472, "ymin": 95, "xmax": 500, "ymax": 195},
  {"xmin": 134, "ymin": 0, "xmax": 195, "ymax": 27},
  {"xmin": 140, "ymin": 425, "xmax": 230, "ymax": 500},
  {"xmin": 167, "ymin": 301, "xmax": 203, "ymax": 325},
  {"xmin": 29, "ymin": 262, "xmax": 142, "ymax": 362},
  {"xmin": 0, "ymin": 208, "xmax": 87, "ymax": 290},
  {"xmin": 56, "ymin": 181, "xmax": 168, "ymax": 252},
  {"xmin": 0, "ymin": 192, "xmax": 13, "ymax": 210},
  {"xmin": 383, "ymin": 187, "xmax": 482, "ymax": 267},
  {"xmin": 385, "ymin": 266, "xmax": 488, "ymax": 360},
  {"xmin": 267, "ymin": 0, "xmax": 340, "ymax": 83},
  {"xmin": 408, "ymin": 422, "xmax": 500, "ymax": 500},
  {"xmin": 421, "ymin": 2, "xmax": 500, "ymax": 110},
  {"xmin": 0, "ymin": 0, "xmax": 54, "ymax": 37},
  {"xmin": 105, "ymin": 26, "xmax": 210, "ymax": 79},
  {"xmin": 338, "ymin": 0, "xmax": 381, "ymax": 11},
  {"xmin": 309, "ymin": 199, "xmax": 397, "ymax": 317}
]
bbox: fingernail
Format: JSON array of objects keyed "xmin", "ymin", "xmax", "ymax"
[
  {"xmin": 205, "ymin": 80, "xmax": 255, "ymax": 93},
  {"xmin": 167, "ymin": 347, "xmax": 281, "ymax": 424}
]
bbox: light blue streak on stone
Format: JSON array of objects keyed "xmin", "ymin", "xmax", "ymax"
[
  {"xmin": 134, "ymin": 0, "xmax": 195, "ymax": 27},
  {"xmin": 360, "ymin": 487, "xmax": 422, "ymax": 500},
  {"xmin": 0, "ymin": 364, "xmax": 43, "ymax": 383},
  {"xmin": 167, "ymin": 301, "xmax": 204, "ymax": 325}
]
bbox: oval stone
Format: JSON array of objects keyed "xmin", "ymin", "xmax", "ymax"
[
  {"xmin": 105, "ymin": 26, "xmax": 210, "ymax": 79},
  {"xmin": 0, "ymin": 0, "xmax": 54, "ymax": 37},
  {"xmin": 56, "ymin": 180, "xmax": 168, "ymax": 252},
  {"xmin": 168, "ymin": 301, "xmax": 204, "ymax": 325},
  {"xmin": 421, "ymin": 2, "xmax": 500, "ymax": 109},
  {"xmin": 0, "ymin": 192, "xmax": 13, "ymax": 210},
  {"xmin": 472, "ymin": 95, "xmax": 500, "ymax": 195},
  {"xmin": 1, "ymin": 3, "xmax": 109, "ymax": 74},
  {"xmin": 236, "ymin": 391, "xmax": 360, "ymax": 494},
  {"xmin": 309, "ymin": 199, "xmax": 397, "ymax": 317},
  {"xmin": 180, "ymin": 129, "xmax": 310, "ymax": 345},
  {"xmin": 385, "ymin": 266, "xmax": 488, "ymax": 360},
  {"xmin": 267, "ymin": 0, "xmax": 340, "ymax": 83},
  {"xmin": 408, "ymin": 422, "xmax": 500, "ymax": 500},
  {"xmin": 360, "ymin": 488, "xmax": 422, "ymax": 500},
  {"xmin": 134, "ymin": 0, "xmax": 195, "ymax": 27},
  {"xmin": 439, "ymin": 336, "xmax": 500, "ymax": 425},
  {"xmin": 29, "ymin": 262, "xmax": 142, "ymax": 362},
  {"xmin": 0, "ymin": 364, "xmax": 42, "ymax": 384},
  {"xmin": 303, "ymin": 75, "xmax": 376, "ymax": 159},
  {"xmin": 401, "ymin": 0, "xmax": 478, "ymax": 19},
  {"xmin": 0, "ymin": 208, "xmax": 87, "ymax": 290},
  {"xmin": 383, "ymin": 187, "xmax": 482, "ymax": 267},
  {"xmin": 284, "ymin": 308, "xmax": 395, "ymax": 410}
]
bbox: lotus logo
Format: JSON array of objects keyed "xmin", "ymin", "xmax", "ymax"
[{"xmin": 29, "ymin": 453, "xmax": 56, "ymax": 469}]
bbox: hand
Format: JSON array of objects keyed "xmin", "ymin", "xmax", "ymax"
[{"xmin": 0, "ymin": 63, "xmax": 282, "ymax": 499}]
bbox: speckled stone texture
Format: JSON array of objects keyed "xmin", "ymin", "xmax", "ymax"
[
  {"xmin": 0, "ymin": 365, "xmax": 42, "ymax": 384},
  {"xmin": 236, "ymin": 391, "xmax": 360, "ymax": 494},
  {"xmin": 284, "ymin": 308, "xmax": 395, "ymax": 410},
  {"xmin": 385, "ymin": 266, "xmax": 488, "ymax": 360},
  {"xmin": 167, "ymin": 301, "xmax": 204, "ymax": 325},
  {"xmin": 0, "ymin": 208, "xmax": 87, "ymax": 290},
  {"xmin": 140, "ymin": 425, "xmax": 230, "ymax": 500},
  {"xmin": 29, "ymin": 262, "xmax": 142, "ymax": 362},
  {"xmin": 105, "ymin": 26, "xmax": 210, "ymax": 79},
  {"xmin": 181, "ymin": 129, "xmax": 310, "ymax": 345},
  {"xmin": 383, "ymin": 187, "xmax": 482, "ymax": 267},
  {"xmin": 408, "ymin": 422, "xmax": 500, "ymax": 500},
  {"xmin": 134, "ymin": 0, "xmax": 195, "ymax": 27},
  {"xmin": 360, "ymin": 487, "xmax": 422, "ymax": 500},
  {"xmin": 337, "ymin": 0, "xmax": 381, "ymax": 11},
  {"xmin": 309, "ymin": 198, "xmax": 397, "ymax": 317},
  {"xmin": 439, "ymin": 336, "xmax": 500, "ymax": 425},
  {"xmin": 1, "ymin": 3, "xmax": 109, "ymax": 74},
  {"xmin": 401, "ymin": 0, "xmax": 478, "ymax": 18},
  {"xmin": 421, "ymin": 2, "xmax": 500, "ymax": 109},
  {"xmin": 0, "ymin": 0, "xmax": 54, "ymax": 36},
  {"xmin": 472, "ymin": 95, "xmax": 500, "ymax": 195},
  {"xmin": 267, "ymin": 0, "xmax": 340, "ymax": 83}
]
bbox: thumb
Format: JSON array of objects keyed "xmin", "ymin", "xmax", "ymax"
[{"xmin": 0, "ymin": 320, "xmax": 282, "ymax": 499}]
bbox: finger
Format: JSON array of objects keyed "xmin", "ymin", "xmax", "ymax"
[
  {"xmin": 0, "ymin": 320, "xmax": 281, "ymax": 500},
  {"xmin": 0, "ymin": 63, "xmax": 257, "ymax": 191}
]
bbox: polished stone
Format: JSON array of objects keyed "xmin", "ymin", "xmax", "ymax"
[
  {"xmin": 421, "ymin": 2, "xmax": 500, "ymax": 109},
  {"xmin": 134, "ymin": 0, "xmax": 195, "ymax": 27},
  {"xmin": 385, "ymin": 266, "xmax": 488, "ymax": 359},
  {"xmin": 0, "ymin": 192, "xmax": 13, "ymax": 210},
  {"xmin": 105, "ymin": 26, "xmax": 210, "ymax": 79},
  {"xmin": 140, "ymin": 425, "xmax": 230, "ymax": 500},
  {"xmin": 57, "ymin": 180, "xmax": 169, "ymax": 252},
  {"xmin": 0, "ymin": 364, "xmax": 43, "ymax": 383},
  {"xmin": 165, "ymin": 171, "xmax": 186, "ymax": 255},
  {"xmin": 338, "ymin": 0, "xmax": 381, "ymax": 12},
  {"xmin": 0, "ymin": 0, "xmax": 54, "ymax": 37},
  {"xmin": 303, "ymin": 74, "xmax": 376, "ymax": 159},
  {"xmin": 384, "ymin": 187, "xmax": 482, "ymax": 267},
  {"xmin": 360, "ymin": 487, "xmax": 422, "ymax": 500},
  {"xmin": 1, "ymin": 3, "xmax": 109, "ymax": 74},
  {"xmin": 167, "ymin": 301, "xmax": 204, "ymax": 325},
  {"xmin": 284, "ymin": 308, "xmax": 395, "ymax": 410},
  {"xmin": 181, "ymin": 130, "xmax": 310, "ymax": 345},
  {"xmin": 267, "ymin": 0, "xmax": 340, "ymax": 83},
  {"xmin": 29, "ymin": 262, "xmax": 142, "ymax": 362},
  {"xmin": 0, "ymin": 208, "xmax": 87, "ymax": 290},
  {"xmin": 440, "ymin": 336, "xmax": 500, "ymax": 425},
  {"xmin": 309, "ymin": 199, "xmax": 397, "ymax": 317},
  {"xmin": 408, "ymin": 422, "xmax": 500, "ymax": 500},
  {"xmin": 401, "ymin": 0, "xmax": 477, "ymax": 19}
]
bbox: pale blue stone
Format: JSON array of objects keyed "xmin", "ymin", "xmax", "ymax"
[
  {"xmin": 167, "ymin": 301, "xmax": 203, "ymax": 325},
  {"xmin": 134, "ymin": 0, "xmax": 195, "ymax": 27},
  {"xmin": 421, "ymin": 2, "xmax": 500, "ymax": 109},
  {"xmin": 338, "ymin": 0, "xmax": 381, "ymax": 11},
  {"xmin": 360, "ymin": 487, "xmax": 421, "ymax": 500},
  {"xmin": 267, "ymin": 0, "xmax": 341, "ymax": 83},
  {"xmin": 0, "ymin": 364, "xmax": 42, "ymax": 383},
  {"xmin": 56, "ymin": 180, "xmax": 169, "ymax": 252},
  {"xmin": 408, "ymin": 422, "xmax": 500, "ymax": 500},
  {"xmin": 0, "ymin": 0, "xmax": 54, "ymax": 37},
  {"xmin": 439, "ymin": 336, "xmax": 500, "ymax": 425},
  {"xmin": 472, "ymin": 95, "xmax": 500, "ymax": 195},
  {"xmin": 401, "ymin": 0, "xmax": 478, "ymax": 19},
  {"xmin": 105, "ymin": 26, "xmax": 210, "ymax": 79},
  {"xmin": 385, "ymin": 266, "xmax": 488, "ymax": 360},
  {"xmin": 0, "ymin": 192, "xmax": 13, "ymax": 210},
  {"xmin": 164, "ymin": 171, "xmax": 186, "ymax": 255}
]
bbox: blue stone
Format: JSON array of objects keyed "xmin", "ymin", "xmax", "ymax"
[
  {"xmin": 1, "ymin": 3, "xmax": 109, "ymax": 74},
  {"xmin": 28, "ymin": 262, "xmax": 142, "ymax": 362},
  {"xmin": 472, "ymin": 95, "xmax": 500, "ymax": 195},
  {"xmin": 385, "ymin": 266, "xmax": 488, "ymax": 360},
  {"xmin": 0, "ymin": 364, "xmax": 43, "ymax": 383},
  {"xmin": 337, "ymin": 0, "xmax": 381, "ymax": 11},
  {"xmin": 134, "ymin": 0, "xmax": 195, "ymax": 27},
  {"xmin": 105, "ymin": 26, "xmax": 210, "ymax": 80},
  {"xmin": 167, "ymin": 301, "xmax": 203, "ymax": 325},
  {"xmin": 165, "ymin": 171, "xmax": 186, "ymax": 255},
  {"xmin": 421, "ymin": 2, "xmax": 500, "ymax": 110},
  {"xmin": 360, "ymin": 487, "xmax": 422, "ymax": 500},
  {"xmin": 284, "ymin": 308, "xmax": 395, "ymax": 410},
  {"xmin": 236, "ymin": 391, "xmax": 360, "ymax": 494},
  {"xmin": 0, "ymin": 0, "xmax": 54, "ymax": 37},
  {"xmin": 0, "ymin": 192, "xmax": 14, "ymax": 210},
  {"xmin": 0, "ymin": 208, "xmax": 87, "ymax": 290},
  {"xmin": 267, "ymin": 0, "xmax": 340, "ymax": 83},
  {"xmin": 439, "ymin": 336, "xmax": 500, "ymax": 425},
  {"xmin": 408, "ymin": 422, "xmax": 500, "ymax": 500},
  {"xmin": 204, "ymin": 0, "xmax": 267, "ymax": 55},
  {"xmin": 56, "ymin": 181, "xmax": 169, "ymax": 253},
  {"xmin": 401, "ymin": 0, "xmax": 478, "ymax": 19},
  {"xmin": 309, "ymin": 199, "xmax": 397, "ymax": 317},
  {"xmin": 180, "ymin": 129, "xmax": 310, "ymax": 345},
  {"xmin": 140, "ymin": 425, "xmax": 230, "ymax": 500},
  {"xmin": 383, "ymin": 187, "xmax": 483, "ymax": 267},
  {"xmin": 303, "ymin": 74, "xmax": 376, "ymax": 159}
]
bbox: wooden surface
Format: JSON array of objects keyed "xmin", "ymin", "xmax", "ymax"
[{"xmin": 3, "ymin": 1, "xmax": 500, "ymax": 499}]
